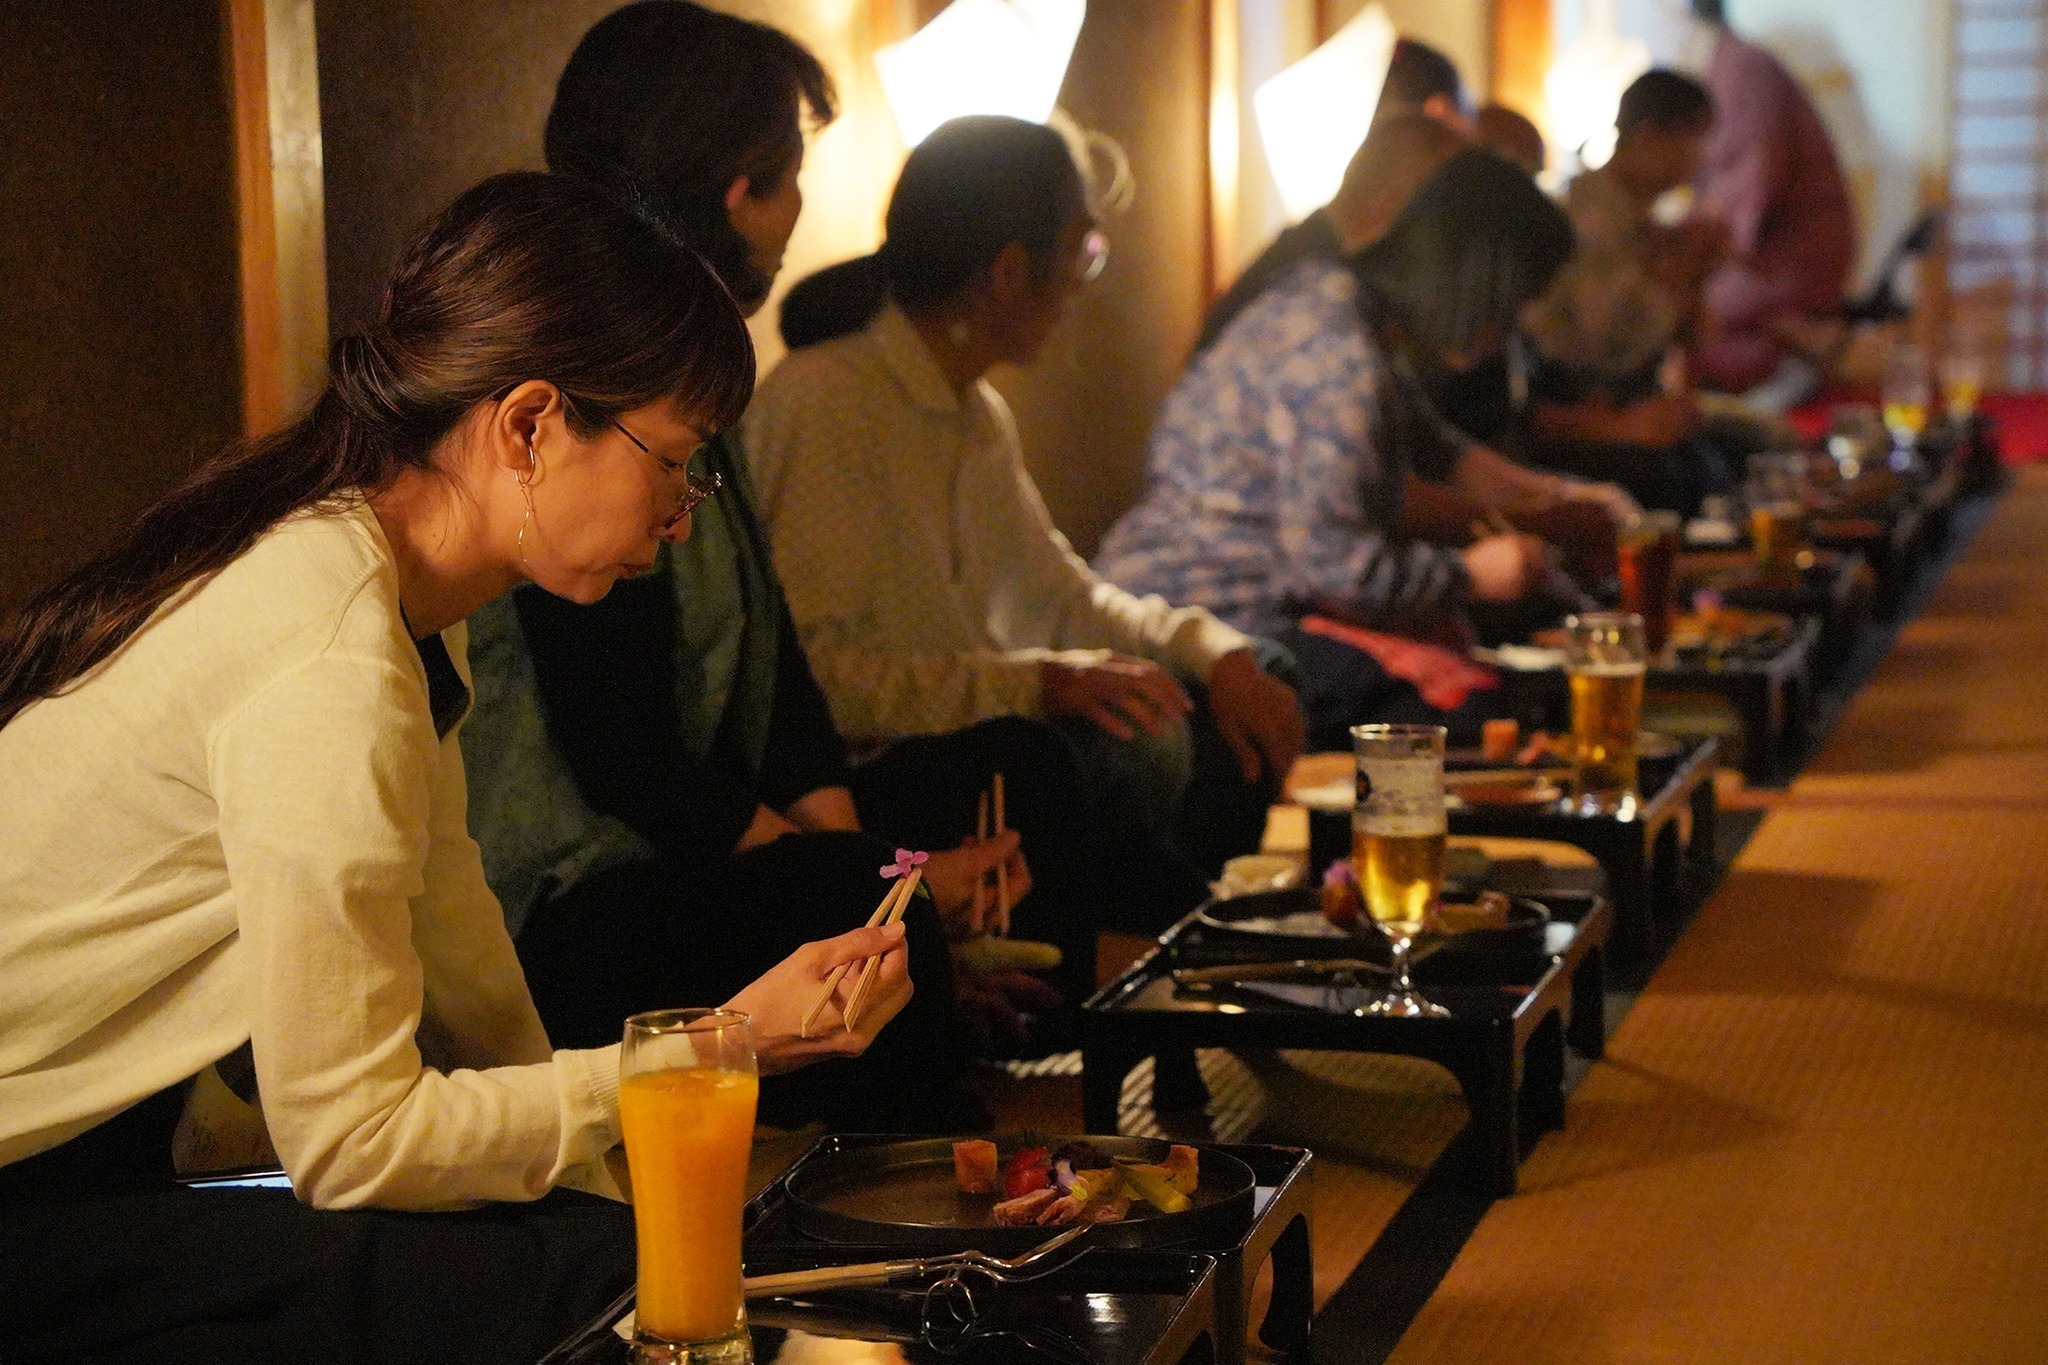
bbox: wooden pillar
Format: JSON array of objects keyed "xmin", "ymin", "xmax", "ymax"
[
  {"xmin": 1490, "ymin": 0, "xmax": 1551, "ymax": 126},
  {"xmin": 225, "ymin": 0, "xmax": 328, "ymax": 436},
  {"xmin": 1207, "ymin": 0, "xmax": 1241, "ymax": 301}
]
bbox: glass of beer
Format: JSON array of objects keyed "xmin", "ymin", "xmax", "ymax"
[
  {"xmin": 1563, "ymin": 613, "xmax": 1647, "ymax": 816},
  {"xmin": 1349, "ymin": 723, "xmax": 1451, "ymax": 1018},
  {"xmin": 620, "ymin": 1009, "xmax": 759, "ymax": 1364},
  {"xmin": 1882, "ymin": 339, "xmax": 1932, "ymax": 472},
  {"xmin": 1941, "ymin": 350, "xmax": 1984, "ymax": 424},
  {"xmin": 1616, "ymin": 510, "xmax": 1681, "ymax": 657},
  {"xmin": 1744, "ymin": 453, "xmax": 1808, "ymax": 580}
]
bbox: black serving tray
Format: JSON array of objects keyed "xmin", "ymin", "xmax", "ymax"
[
  {"xmin": 779, "ymin": 1133, "xmax": 1256, "ymax": 1253},
  {"xmin": 542, "ymin": 1137, "xmax": 1317, "ymax": 1365}
]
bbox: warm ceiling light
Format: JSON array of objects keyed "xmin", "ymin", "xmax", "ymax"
[
  {"xmin": 874, "ymin": 0, "xmax": 1087, "ymax": 148},
  {"xmin": 1253, "ymin": 4, "xmax": 1398, "ymax": 221}
]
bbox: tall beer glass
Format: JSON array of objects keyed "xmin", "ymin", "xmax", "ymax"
[
  {"xmin": 1745, "ymin": 453, "xmax": 1808, "ymax": 579},
  {"xmin": 1616, "ymin": 511, "xmax": 1681, "ymax": 656},
  {"xmin": 1350, "ymin": 724, "xmax": 1451, "ymax": 1018},
  {"xmin": 621, "ymin": 1009, "xmax": 758, "ymax": 1364},
  {"xmin": 1563, "ymin": 613, "xmax": 1647, "ymax": 816}
]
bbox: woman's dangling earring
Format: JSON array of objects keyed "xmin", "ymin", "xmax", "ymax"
[{"xmin": 516, "ymin": 438, "xmax": 538, "ymax": 572}]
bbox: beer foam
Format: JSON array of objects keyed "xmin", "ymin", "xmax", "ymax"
[
  {"xmin": 1570, "ymin": 661, "xmax": 1647, "ymax": 678},
  {"xmin": 1354, "ymin": 812, "xmax": 1447, "ymax": 837}
]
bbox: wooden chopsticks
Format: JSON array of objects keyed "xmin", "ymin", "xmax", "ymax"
[
  {"xmin": 801, "ymin": 868, "xmax": 919, "ymax": 1038},
  {"xmin": 804, "ymin": 768, "xmax": 1018, "ymax": 1038},
  {"xmin": 844, "ymin": 867, "xmax": 916, "ymax": 1031},
  {"xmin": 975, "ymin": 773, "xmax": 1012, "ymax": 938}
]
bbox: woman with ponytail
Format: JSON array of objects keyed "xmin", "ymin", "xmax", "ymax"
[
  {"xmin": 0, "ymin": 172, "xmax": 910, "ymax": 1362},
  {"xmin": 748, "ymin": 116, "xmax": 1305, "ymax": 931}
]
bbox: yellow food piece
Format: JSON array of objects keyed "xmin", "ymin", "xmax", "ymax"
[
  {"xmin": 1067, "ymin": 1167, "xmax": 1123, "ymax": 1204},
  {"xmin": 1162, "ymin": 1144, "xmax": 1200, "ymax": 1196},
  {"xmin": 953, "ymin": 937, "xmax": 1063, "ymax": 973},
  {"xmin": 1434, "ymin": 895, "xmax": 1511, "ymax": 933},
  {"xmin": 1116, "ymin": 1160, "xmax": 1192, "ymax": 1214}
]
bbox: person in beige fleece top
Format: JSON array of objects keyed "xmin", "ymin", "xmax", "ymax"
[
  {"xmin": 0, "ymin": 173, "xmax": 909, "ymax": 1363},
  {"xmin": 749, "ymin": 117, "xmax": 1306, "ymax": 928}
]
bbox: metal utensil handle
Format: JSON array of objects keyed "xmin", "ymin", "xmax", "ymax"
[
  {"xmin": 1173, "ymin": 958, "xmax": 1390, "ymax": 985},
  {"xmin": 744, "ymin": 1258, "xmax": 920, "ymax": 1297}
]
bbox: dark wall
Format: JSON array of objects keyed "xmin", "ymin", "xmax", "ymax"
[
  {"xmin": 317, "ymin": 0, "xmax": 614, "ymax": 336},
  {"xmin": 0, "ymin": 0, "xmax": 242, "ymax": 616}
]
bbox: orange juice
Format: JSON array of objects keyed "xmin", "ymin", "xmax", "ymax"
[{"xmin": 620, "ymin": 1067, "xmax": 759, "ymax": 1344}]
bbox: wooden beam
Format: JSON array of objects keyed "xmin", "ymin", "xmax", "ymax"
[
  {"xmin": 1206, "ymin": 0, "xmax": 1240, "ymax": 302},
  {"xmin": 225, "ymin": 0, "xmax": 328, "ymax": 437},
  {"xmin": 226, "ymin": 0, "xmax": 281, "ymax": 436},
  {"xmin": 1490, "ymin": 0, "xmax": 1551, "ymax": 128}
]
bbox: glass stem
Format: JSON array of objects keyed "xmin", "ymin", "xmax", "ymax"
[{"xmin": 1389, "ymin": 934, "xmax": 1415, "ymax": 994}]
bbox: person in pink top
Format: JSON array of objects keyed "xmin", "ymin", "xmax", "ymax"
[{"xmin": 1686, "ymin": 0, "xmax": 1857, "ymax": 401}]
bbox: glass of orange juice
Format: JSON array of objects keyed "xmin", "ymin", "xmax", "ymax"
[{"xmin": 621, "ymin": 1008, "xmax": 759, "ymax": 1364}]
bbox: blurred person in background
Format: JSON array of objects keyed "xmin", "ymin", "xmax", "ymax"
[
  {"xmin": 1196, "ymin": 112, "xmax": 1634, "ymax": 579},
  {"xmin": 1374, "ymin": 36, "xmax": 1474, "ymax": 133},
  {"xmin": 751, "ymin": 116, "xmax": 1305, "ymax": 939},
  {"xmin": 1095, "ymin": 150, "xmax": 1579, "ymax": 750},
  {"xmin": 1474, "ymin": 103, "xmax": 1546, "ymax": 176},
  {"xmin": 462, "ymin": 2, "xmax": 1030, "ymax": 1124},
  {"xmin": 1523, "ymin": 67, "xmax": 1734, "ymax": 513},
  {"xmin": 1651, "ymin": 0, "xmax": 1856, "ymax": 407}
]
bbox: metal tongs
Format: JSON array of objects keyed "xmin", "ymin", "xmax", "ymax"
[
  {"xmin": 741, "ymin": 1222, "xmax": 1090, "ymax": 1299},
  {"xmin": 1171, "ymin": 957, "xmax": 1391, "ymax": 991}
]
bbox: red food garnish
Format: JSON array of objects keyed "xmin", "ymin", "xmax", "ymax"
[{"xmin": 1000, "ymin": 1146, "xmax": 1052, "ymax": 1199}]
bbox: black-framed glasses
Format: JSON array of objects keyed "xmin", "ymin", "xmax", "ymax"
[{"xmin": 612, "ymin": 417, "xmax": 721, "ymax": 530}]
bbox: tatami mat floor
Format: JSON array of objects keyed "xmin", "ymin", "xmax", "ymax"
[
  {"xmin": 1384, "ymin": 467, "xmax": 2048, "ymax": 1363},
  {"xmin": 779, "ymin": 472, "xmax": 2037, "ymax": 1363}
]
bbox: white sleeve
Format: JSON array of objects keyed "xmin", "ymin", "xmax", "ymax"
[{"xmin": 210, "ymin": 646, "xmax": 618, "ymax": 1210}]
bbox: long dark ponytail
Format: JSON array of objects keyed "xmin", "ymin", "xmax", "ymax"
[
  {"xmin": 779, "ymin": 115, "xmax": 1090, "ymax": 349},
  {"xmin": 0, "ymin": 170, "xmax": 753, "ymax": 729}
]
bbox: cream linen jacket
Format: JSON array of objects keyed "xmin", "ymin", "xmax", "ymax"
[{"xmin": 0, "ymin": 503, "xmax": 619, "ymax": 1208}]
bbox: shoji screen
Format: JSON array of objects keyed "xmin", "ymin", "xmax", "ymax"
[{"xmin": 1947, "ymin": 0, "xmax": 2048, "ymax": 389}]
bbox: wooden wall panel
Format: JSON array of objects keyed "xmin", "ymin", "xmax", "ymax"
[
  {"xmin": 0, "ymin": 0, "xmax": 242, "ymax": 616},
  {"xmin": 316, "ymin": 0, "xmax": 602, "ymax": 338}
]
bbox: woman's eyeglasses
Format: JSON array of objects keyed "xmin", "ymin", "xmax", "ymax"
[{"xmin": 611, "ymin": 418, "xmax": 721, "ymax": 531}]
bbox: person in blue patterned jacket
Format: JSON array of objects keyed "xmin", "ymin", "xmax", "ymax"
[{"xmin": 1095, "ymin": 148, "xmax": 1577, "ymax": 748}]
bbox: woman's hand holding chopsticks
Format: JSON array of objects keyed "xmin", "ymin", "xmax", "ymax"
[{"xmin": 725, "ymin": 921, "xmax": 912, "ymax": 1072}]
